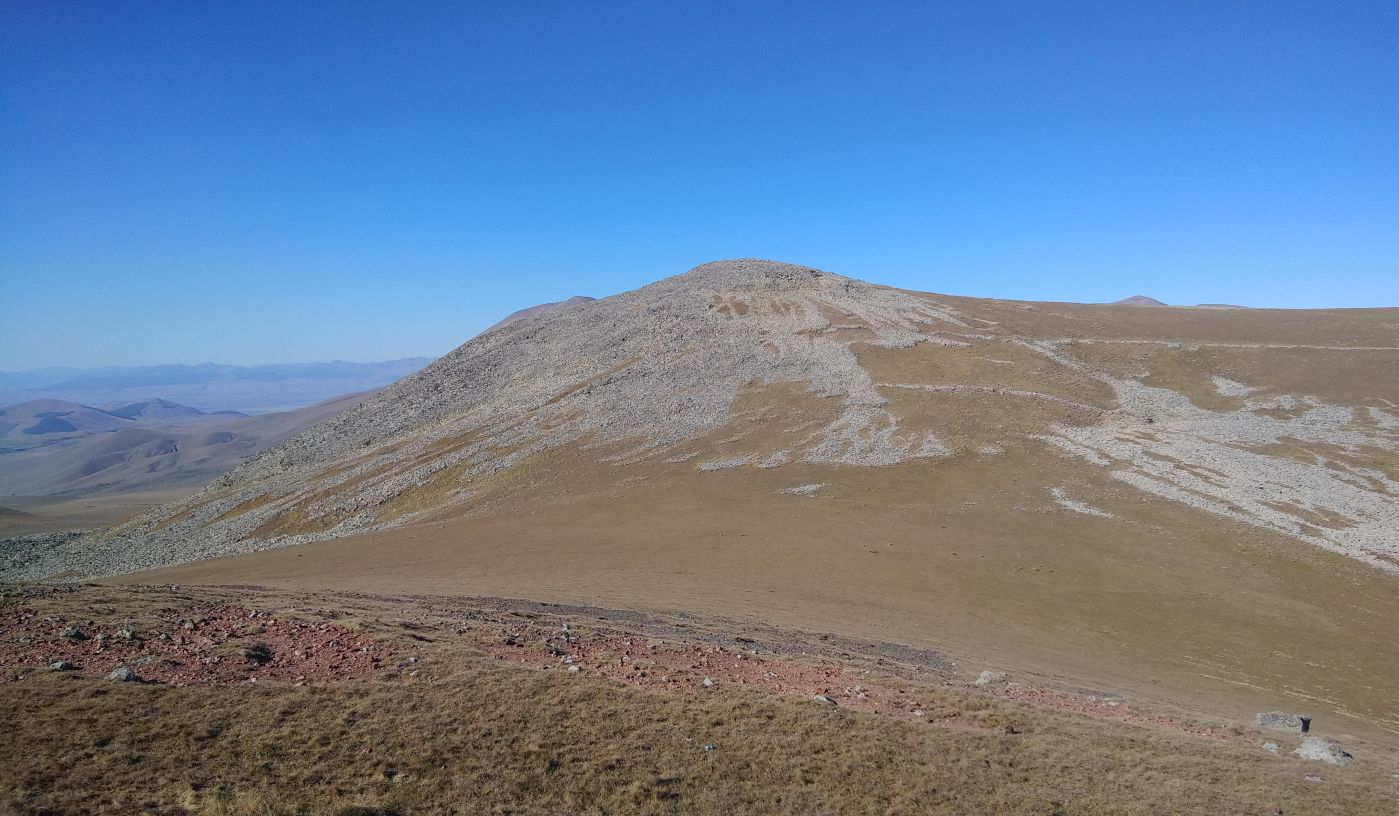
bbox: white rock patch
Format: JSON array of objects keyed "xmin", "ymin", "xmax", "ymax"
[{"xmin": 1050, "ymin": 488, "xmax": 1116, "ymax": 519}]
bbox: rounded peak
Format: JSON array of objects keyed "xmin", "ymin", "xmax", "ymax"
[{"xmin": 669, "ymin": 259, "xmax": 844, "ymax": 292}]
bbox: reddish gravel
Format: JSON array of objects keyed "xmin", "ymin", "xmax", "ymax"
[
  {"xmin": 0, "ymin": 601, "xmax": 401, "ymax": 686},
  {"xmin": 993, "ymin": 684, "xmax": 1239, "ymax": 741},
  {"xmin": 481, "ymin": 623, "xmax": 1243, "ymax": 742},
  {"xmin": 481, "ymin": 624, "xmax": 961, "ymax": 720}
]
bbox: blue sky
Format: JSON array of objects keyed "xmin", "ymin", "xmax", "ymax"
[{"xmin": 2, "ymin": 1, "xmax": 1396, "ymax": 369}]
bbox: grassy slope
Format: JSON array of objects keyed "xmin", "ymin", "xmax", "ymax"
[{"xmin": 3, "ymin": 585, "xmax": 1396, "ymax": 815}]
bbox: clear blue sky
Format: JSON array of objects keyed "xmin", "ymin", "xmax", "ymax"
[{"xmin": 2, "ymin": 1, "xmax": 1396, "ymax": 369}]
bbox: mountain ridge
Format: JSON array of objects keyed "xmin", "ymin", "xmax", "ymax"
[{"xmin": 12, "ymin": 258, "xmax": 1397, "ymax": 582}]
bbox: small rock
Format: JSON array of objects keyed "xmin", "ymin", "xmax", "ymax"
[
  {"xmin": 975, "ymin": 671, "xmax": 1008, "ymax": 686},
  {"xmin": 49, "ymin": 661, "xmax": 75, "ymax": 671},
  {"xmin": 567, "ymin": 665, "xmax": 581, "ymax": 674},
  {"xmin": 1255, "ymin": 711, "xmax": 1310, "ymax": 732},
  {"xmin": 1263, "ymin": 742, "xmax": 1279, "ymax": 753},
  {"xmin": 243, "ymin": 644, "xmax": 274, "ymax": 665},
  {"xmin": 117, "ymin": 628, "xmax": 135, "ymax": 641},
  {"xmin": 1295, "ymin": 736, "xmax": 1351, "ymax": 766},
  {"xmin": 1304, "ymin": 775, "xmax": 1324, "ymax": 783},
  {"xmin": 108, "ymin": 666, "xmax": 139, "ymax": 682},
  {"xmin": 60, "ymin": 626, "xmax": 86, "ymax": 641},
  {"xmin": 812, "ymin": 694, "xmax": 837, "ymax": 706}
]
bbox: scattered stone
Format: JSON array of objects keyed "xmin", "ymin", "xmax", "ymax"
[
  {"xmin": 975, "ymin": 670, "xmax": 1009, "ymax": 686},
  {"xmin": 1295, "ymin": 737, "xmax": 1351, "ymax": 766},
  {"xmin": 701, "ymin": 677, "xmax": 714, "ymax": 688},
  {"xmin": 108, "ymin": 666, "xmax": 139, "ymax": 682},
  {"xmin": 1255, "ymin": 712, "xmax": 1310, "ymax": 732},
  {"xmin": 49, "ymin": 661, "xmax": 75, "ymax": 671},
  {"xmin": 59, "ymin": 626, "xmax": 86, "ymax": 641},
  {"xmin": 812, "ymin": 694, "xmax": 837, "ymax": 706},
  {"xmin": 1263, "ymin": 742, "xmax": 1279, "ymax": 754}
]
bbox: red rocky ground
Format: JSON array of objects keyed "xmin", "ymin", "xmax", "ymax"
[
  {"xmin": 0, "ymin": 600, "xmax": 402, "ymax": 686},
  {"xmin": 481, "ymin": 622, "xmax": 1244, "ymax": 742}
]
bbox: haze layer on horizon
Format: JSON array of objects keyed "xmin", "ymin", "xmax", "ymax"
[{"xmin": 2, "ymin": 2, "xmax": 1396, "ymax": 370}]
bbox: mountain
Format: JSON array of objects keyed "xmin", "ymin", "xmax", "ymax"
[
  {"xmin": 0, "ymin": 391, "xmax": 372, "ymax": 500},
  {"xmin": 481, "ymin": 295, "xmax": 596, "ymax": 334},
  {"xmin": 103, "ymin": 398, "xmax": 225, "ymax": 422},
  {"xmin": 7, "ymin": 259, "xmax": 1399, "ymax": 745},
  {"xmin": 0, "ymin": 358, "xmax": 432, "ymax": 415},
  {"xmin": 1111, "ymin": 294, "xmax": 1168, "ymax": 306},
  {"xmin": 0, "ymin": 399, "xmax": 135, "ymax": 445}
]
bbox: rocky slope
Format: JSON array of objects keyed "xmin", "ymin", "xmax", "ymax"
[{"xmin": 6, "ymin": 259, "xmax": 1398, "ymax": 582}]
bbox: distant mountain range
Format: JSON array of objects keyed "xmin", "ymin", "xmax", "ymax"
[
  {"xmin": 0, "ymin": 392, "xmax": 372, "ymax": 499},
  {"xmin": 0, "ymin": 358, "xmax": 432, "ymax": 415}
]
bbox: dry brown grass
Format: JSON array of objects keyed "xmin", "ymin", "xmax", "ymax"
[{"xmin": 2, "ymin": 585, "xmax": 1396, "ymax": 815}]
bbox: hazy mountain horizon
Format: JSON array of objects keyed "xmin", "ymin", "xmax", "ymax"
[{"xmin": 0, "ymin": 357, "xmax": 433, "ymax": 415}]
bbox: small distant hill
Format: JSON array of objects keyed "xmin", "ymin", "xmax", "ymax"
[
  {"xmin": 104, "ymin": 398, "xmax": 231, "ymax": 422},
  {"xmin": 0, "ymin": 358, "xmax": 432, "ymax": 415},
  {"xmin": 0, "ymin": 399, "xmax": 135, "ymax": 442},
  {"xmin": 0, "ymin": 391, "xmax": 370, "ymax": 498},
  {"xmin": 1111, "ymin": 295, "xmax": 1168, "ymax": 306},
  {"xmin": 482, "ymin": 296, "xmax": 596, "ymax": 335}
]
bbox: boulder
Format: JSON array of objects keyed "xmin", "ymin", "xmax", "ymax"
[
  {"xmin": 812, "ymin": 694, "xmax": 838, "ymax": 706},
  {"xmin": 975, "ymin": 671, "xmax": 1009, "ymax": 686},
  {"xmin": 49, "ymin": 661, "xmax": 75, "ymax": 671},
  {"xmin": 108, "ymin": 666, "xmax": 140, "ymax": 682},
  {"xmin": 1295, "ymin": 737, "xmax": 1350, "ymax": 766},
  {"xmin": 59, "ymin": 626, "xmax": 86, "ymax": 641},
  {"xmin": 1254, "ymin": 711, "xmax": 1310, "ymax": 732}
]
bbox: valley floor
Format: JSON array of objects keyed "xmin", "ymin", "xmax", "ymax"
[{"xmin": 2, "ymin": 583, "xmax": 1395, "ymax": 815}]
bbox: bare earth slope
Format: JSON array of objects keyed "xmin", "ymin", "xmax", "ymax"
[{"xmin": 7, "ymin": 259, "xmax": 1399, "ymax": 750}]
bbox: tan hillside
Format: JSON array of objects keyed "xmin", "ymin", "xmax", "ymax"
[{"xmin": 8, "ymin": 259, "xmax": 1399, "ymax": 753}]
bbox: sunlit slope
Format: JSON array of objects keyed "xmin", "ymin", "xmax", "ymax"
[{"xmin": 29, "ymin": 258, "xmax": 1396, "ymax": 580}]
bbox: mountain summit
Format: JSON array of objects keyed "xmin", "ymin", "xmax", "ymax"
[{"xmin": 15, "ymin": 258, "xmax": 1398, "ymax": 583}]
